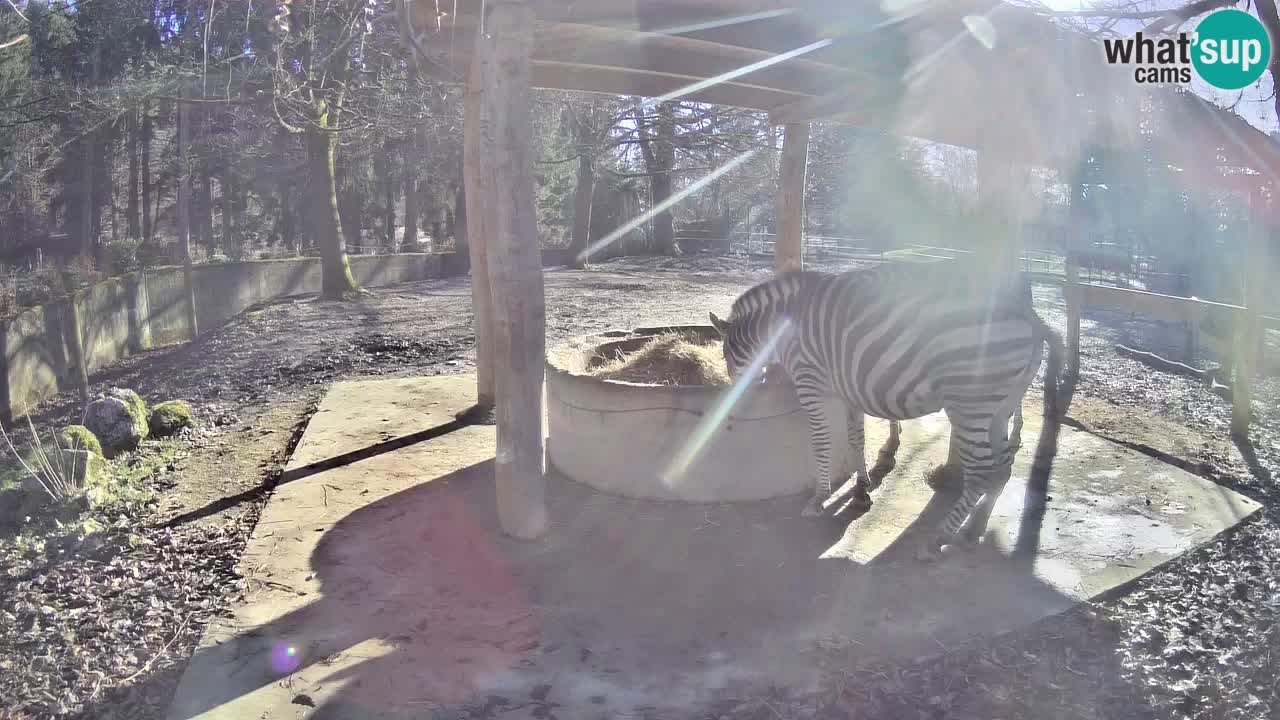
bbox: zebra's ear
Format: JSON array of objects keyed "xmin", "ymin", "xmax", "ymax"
[{"xmin": 708, "ymin": 312, "xmax": 730, "ymax": 335}]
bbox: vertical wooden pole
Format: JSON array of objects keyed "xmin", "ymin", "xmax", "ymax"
[
  {"xmin": 775, "ymin": 122, "xmax": 809, "ymax": 273},
  {"xmin": 1232, "ymin": 185, "xmax": 1264, "ymax": 436},
  {"xmin": 463, "ymin": 35, "xmax": 495, "ymax": 414},
  {"xmin": 475, "ymin": 0, "xmax": 547, "ymax": 539}
]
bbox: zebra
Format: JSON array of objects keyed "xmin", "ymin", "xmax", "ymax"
[{"xmin": 709, "ymin": 263, "xmax": 1065, "ymax": 560}]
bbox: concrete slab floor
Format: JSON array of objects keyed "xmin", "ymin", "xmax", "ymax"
[{"xmin": 166, "ymin": 375, "xmax": 1261, "ymax": 720}]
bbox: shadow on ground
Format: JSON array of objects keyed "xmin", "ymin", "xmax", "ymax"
[{"xmin": 157, "ymin": 459, "xmax": 1089, "ymax": 718}]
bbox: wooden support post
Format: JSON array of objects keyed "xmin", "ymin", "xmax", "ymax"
[
  {"xmin": 463, "ymin": 49, "xmax": 495, "ymax": 415},
  {"xmin": 775, "ymin": 122, "xmax": 809, "ymax": 273},
  {"xmin": 1232, "ymin": 186, "xmax": 1265, "ymax": 436},
  {"xmin": 473, "ymin": 0, "xmax": 548, "ymax": 539}
]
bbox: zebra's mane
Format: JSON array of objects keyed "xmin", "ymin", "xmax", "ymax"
[{"xmin": 730, "ymin": 271, "xmax": 827, "ymax": 320}]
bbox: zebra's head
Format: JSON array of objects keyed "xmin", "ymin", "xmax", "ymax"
[
  {"xmin": 710, "ymin": 272, "xmax": 819, "ymax": 380},
  {"xmin": 708, "ymin": 311, "xmax": 752, "ymax": 378},
  {"xmin": 708, "ymin": 308, "xmax": 788, "ymax": 381}
]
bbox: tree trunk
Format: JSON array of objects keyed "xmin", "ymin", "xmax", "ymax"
[
  {"xmin": 385, "ymin": 179, "xmax": 397, "ymax": 250},
  {"xmin": 79, "ymin": 46, "xmax": 101, "ymax": 260},
  {"xmin": 109, "ymin": 149, "xmax": 120, "ymax": 244},
  {"xmin": 79, "ymin": 130, "xmax": 96, "ymax": 258},
  {"xmin": 453, "ymin": 184, "xmax": 467, "ymax": 258},
  {"xmin": 177, "ymin": 87, "xmax": 199, "ymax": 337},
  {"xmin": 337, "ymin": 157, "xmax": 363, "ymax": 254},
  {"xmin": 279, "ymin": 181, "xmax": 295, "ymax": 254},
  {"xmin": 307, "ymin": 124, "xmax": 359, "ymax": 298},
  {"xmin": 635, "ymin": 101, "xmax": 677, "ymax": 256},
  {"xmin": 222, "ymin": 164, "xmax": 237, "ymax": 258},
  {"xmin": 471, "ymin": 0, "xmax": 547, "ymax": 539},
  {"xmin": 177, "ymin": 97, "xmax": 191, "ymax": 261},
  {"xmin": 402, "ymin": 139, "xmax": 419, "ymax": 248},
  {"xmin": 775, "ymin": 122, "xmax": 809, "ymax": 273},
  {"xmin": 198, "ymin": 162, "xmax": 213, "ymax": 253},
  {"xmin": 127, "ymin": 108, "xmax": 140, "ymax": 239},
  {"xmin": 570, "ymin": 150, "xmax": 595, "ymax": 268},
  {"xmin": 464, "ymin": 45, "xmax": 494, "ymax": 412},
  {"xmin": 652, "ymin": 101, "xmax": 676, "ymax": 255},
  {"xmin": 379, "ymin": 140, "xmax": 396, "ymax": 250},
  {"xmin": 141, "ymin": 102, "xmax": 153, "ymax": 244}
]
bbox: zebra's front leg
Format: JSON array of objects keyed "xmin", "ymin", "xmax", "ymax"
[
  {"xmin": 868, "ymin": 419, "xmax": 901, "ymax": 490},
  {"xmin": 795, "ymin": 383, "xmax": 836, "ymax": 518},
  {"xmin": 842, "ymin": 406, "xmax": 873, "ymax": 507}
]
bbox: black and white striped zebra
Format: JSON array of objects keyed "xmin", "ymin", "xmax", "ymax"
[{"xmin": 710, "ymin": 263, "xmax": 1065, "ymax": 559}]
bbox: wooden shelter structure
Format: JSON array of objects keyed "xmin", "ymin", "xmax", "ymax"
[{"xmin": 401, "ymin": 0, "xmax": 1279, "ymax": 538}]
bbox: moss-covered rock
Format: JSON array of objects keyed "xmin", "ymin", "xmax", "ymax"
[
  {"xmin": 57, "ymin": 425, "xmax": 103, "ymax": 456},
  {"xmin": 58, "ymin": 449, "xmax": 108, "ymax": 489},
  {"xmin": 149, "ymin": 400, "xmax": 195, "ymax": 437},
  {"xmin": 84, "ymin": 388, "xmax": 149, "ymax": 457}
]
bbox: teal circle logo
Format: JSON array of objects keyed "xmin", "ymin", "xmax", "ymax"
[{"xmin": 1192, "ymin": 9, "xmax": 1272, "ymax": 90}]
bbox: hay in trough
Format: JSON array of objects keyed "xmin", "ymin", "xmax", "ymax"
[{"xmin": 591, "ymin": 333, "xmax": 730, "ymax": 386}]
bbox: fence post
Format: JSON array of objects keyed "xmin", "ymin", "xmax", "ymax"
[
  {"xmin": 1064, "ymin": 255, "xmax": 1081, "ymax": 383},
  {"xmin": 62, "ymin": 271, "xmax": 90, "ymax": 404},
  {"xmin": 127, "ymin": 270, "xmax": 152, "ymax": 353},
  {"xmin": 183, "ymin": 259, "xmax": 199, "ymax": 341},
  {"xmin": 1232, "ymin": 186, "xmax": 1265, "ymax": 436}
]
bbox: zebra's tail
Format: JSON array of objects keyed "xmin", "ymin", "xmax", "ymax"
[{"xmin": 1033, "ymin": 312, "xmax": 1068, "ymax": 419}]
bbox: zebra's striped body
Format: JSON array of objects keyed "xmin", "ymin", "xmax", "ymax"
[{"xmin": 711, "ymin": 263, "xmax": 1064, "ymax": 558}]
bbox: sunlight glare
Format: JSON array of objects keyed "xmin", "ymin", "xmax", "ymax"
[
  {"xmin": 654, "ymin": 39, "xmax": 832, "ymax": 104},
  {"xmin": 577, "ymin": 150, "xmax": 760, "ymax": 264},
  {"xmin": 639, "ymin": 9, "xmax": 794, "ymax": 38},
  {"xmin": 661, "ymin": 318, "xmax": 793, "ymax": 488},
  {"xmin": 962, "ymin": 14, "xmax": 997, "ymax": 51}
]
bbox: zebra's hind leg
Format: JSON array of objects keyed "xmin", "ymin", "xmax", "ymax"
[
  {"xmin": 924, "ymin": 425, "xmax": 964, "ymax": 492},
  {"xmin": 916, "ymin": 482, "xmax": 986, "ymax": 561},
  {"xmin": 957, "ymin": 478, "xmax": 1006, "ymax": 547},
  {"xmin": 916, "ymin": 408, "xmax": 1007, "ymax": 560}
]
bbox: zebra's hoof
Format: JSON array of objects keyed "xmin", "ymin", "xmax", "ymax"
[
  {"xmin": 956, "ymin": 526, "xmax": 987, "ymax": 549},
  {"xmin": 801, "ymin": 497, "xmax": 824, "ymax": 517},
  {"xmin": 914, "ymin": 538, "xmax": 947, "ymax": 562}
]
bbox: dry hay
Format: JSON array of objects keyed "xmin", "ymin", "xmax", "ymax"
[{"xmin": 590, "ymin": 333, "xmax": 729, "ymax": 386}]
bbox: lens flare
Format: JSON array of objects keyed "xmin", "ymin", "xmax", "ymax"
[
  {"xmin": 653, "ymin": 39, "xmax": 833, "ymax": 105},
  {"xmin": 577, "ymin": 149, "xmax": 759, "ymax": 265},
  {"xmin": 637, "ymin": 9, "xmax": 794, "ymax": 39},
  {"xmin": 270, "ymin": 642, "xmax": 303, "ymax": 674},
  {"xmin": 661, "ymin": 318, "xmax": 793, "ymax": 487}
]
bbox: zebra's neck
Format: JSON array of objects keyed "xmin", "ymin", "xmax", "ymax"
[{"xmin": 732, "ymin": 271, "xmax": 826, "ymax": 319}]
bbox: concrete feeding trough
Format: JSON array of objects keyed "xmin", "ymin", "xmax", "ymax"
[{"xmin": 545, "ymin": 325, "xmax": 836, "ymax": 502}]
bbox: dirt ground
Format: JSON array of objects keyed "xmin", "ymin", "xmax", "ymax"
[{"xmin": 1, "ymin": 255, "xmax": 1277, "ymax": 720}]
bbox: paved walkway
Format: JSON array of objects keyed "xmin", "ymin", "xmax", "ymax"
[{"xmin": 166, "ymin": 375, "xmax": 1260, "ymax": 720}]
